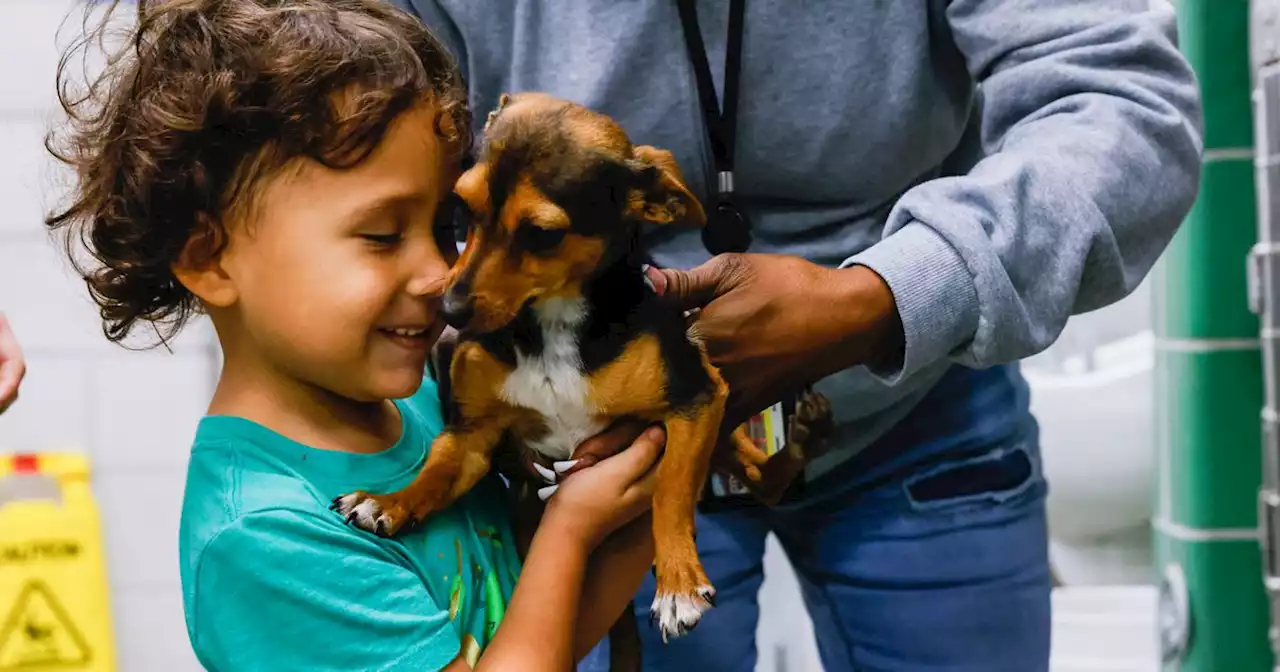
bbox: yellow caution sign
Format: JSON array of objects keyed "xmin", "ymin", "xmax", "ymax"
[{"xmin": 0, "ymin": 453, "xmax": 115, "ymax": 671}]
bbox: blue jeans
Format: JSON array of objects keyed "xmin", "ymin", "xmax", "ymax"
[{"xmin": 580, "ymin": 363, "xmax": 1052, "ymax": 672}]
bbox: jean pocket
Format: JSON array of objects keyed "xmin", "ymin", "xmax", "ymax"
[{"xmin": 903, "ymin": 442, "xmax": 1040, "ymax": 513}]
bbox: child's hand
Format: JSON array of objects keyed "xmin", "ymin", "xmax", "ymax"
[{"xmin": 540, "ymin": 426, "xmax": 665, "ymax": 551}]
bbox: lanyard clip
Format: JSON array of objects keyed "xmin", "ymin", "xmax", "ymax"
[{"xmin": 717, "ymin": 170, "xmax": 735, "ymax": 196}]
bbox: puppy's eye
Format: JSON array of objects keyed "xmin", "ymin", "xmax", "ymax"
[
  {"xmin": 516, "ymin": 220, "xmax": 567, "ymax": 255},
  {"xmin": 435, "ymin": 193, "xmax": 472, "ymax": 245}
]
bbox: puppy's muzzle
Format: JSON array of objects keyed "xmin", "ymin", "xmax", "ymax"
[{"xmin": 441, "ymin": 283, "xmax": 475, "ymax": 330}]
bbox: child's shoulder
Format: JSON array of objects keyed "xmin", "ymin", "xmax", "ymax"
[
  {"xmin": 178, "ymin": 374, "xmax": 454, "ymax": 560},
  {"xmin": 175, "ymin": 376, "xmax": 524, "ymax": 668},
  {"xmin": 177, "ymin": 420, "xmax": 347, "ymax": 589}
]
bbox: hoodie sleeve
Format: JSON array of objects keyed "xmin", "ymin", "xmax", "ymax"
[{"xmin": 844, "ymin": 0, "xmax": 1203, "ymax": 385}]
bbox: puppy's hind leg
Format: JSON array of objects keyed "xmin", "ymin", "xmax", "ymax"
[
  {"xmin": 721, "ymin": 386, "xmax": 835, "ymax": 505},
  {"xmin": 650, "ymin": 389, "xmax": 725, "ymax": 641}
]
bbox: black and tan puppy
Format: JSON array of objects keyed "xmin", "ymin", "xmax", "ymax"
[{"xmin": 333, "ymin": 92, "xmax": 831, "ymax": 644}]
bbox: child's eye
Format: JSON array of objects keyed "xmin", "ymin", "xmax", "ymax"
[
  {"xmin": 361, "ymin": 233, "xmax": 403, "ymax": 246},
  {"xmin": 516, "ymin": 220, "xmax": 566, "ymax": 255}
]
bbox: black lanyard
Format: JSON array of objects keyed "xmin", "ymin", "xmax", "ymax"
[{"xmin": 676, "ymin": 0, "xmax": 753, "ymax": 255}]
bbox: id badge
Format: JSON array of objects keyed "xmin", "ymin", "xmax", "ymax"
[
  {"xmin": 699, "ymin": 398, "xmax": 804, "ymax": 511},
  {"xmin": 708, "ymin": 401, "xmax": 786, "ymax": 498}
]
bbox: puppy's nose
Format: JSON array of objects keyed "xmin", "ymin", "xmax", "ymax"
[{"xmin": 441, "ymin": 284, "xmax": 475, "ymax": 329}]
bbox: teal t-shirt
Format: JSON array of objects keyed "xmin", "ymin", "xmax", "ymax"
[{"xmin": 178, "ymin": 377, "xmax": 521, "ymax": 671}]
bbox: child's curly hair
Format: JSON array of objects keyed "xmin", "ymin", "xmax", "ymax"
[{"xmin": 46, "ymin": 0, "xmax": 470, "ymax": 346}]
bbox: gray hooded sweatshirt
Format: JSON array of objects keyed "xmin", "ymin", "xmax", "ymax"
[{"xmin": 392, "ymin": 0, "xmax": 1204, "ymax": 478}]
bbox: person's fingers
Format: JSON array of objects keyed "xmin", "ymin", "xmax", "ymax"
[
  {"xmin": 0, "ymin": 389, "xmax": 17, "ymax": 416},
  {"xmin": 590, "ymin": 425, "xmax": 665, "ymax": 483},
  {"xmin": 644, "ymin": 255, "xmax": 745, "ymax": 312},
  {"xmin": 613, "ymin": 426, "xmax": 665, "ymax": 499},
  {"xmin": 572, "ymin": 417, "xmax": 648, "ymax": 459},
  {"xmin": 624, "ymin": 456, "xmax": 661, "ymax": 499},
  {"xmin": 0, "ymin": 314, "xmax": 26, "ymax": 415},
  {"xmin": 562, "ymin": 417, "xmax": 651, "ymax": 477}
]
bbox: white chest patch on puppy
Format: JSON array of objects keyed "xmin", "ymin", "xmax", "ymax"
[{"xmin": 501, "ymin": 297, "xmax": 609, "ymax": 461}]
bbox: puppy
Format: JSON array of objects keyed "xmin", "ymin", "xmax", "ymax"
[{"xmin": 333, "ymin": 92, "xmax": 831, "ymax": 645}]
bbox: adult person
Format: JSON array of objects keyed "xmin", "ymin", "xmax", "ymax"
[
  {"xmin": 391, "ymin": 1, "xmax": 1203, "ymax": 669},
  {"xmin": 0, "ymin": 312, "xmax": 25, "ymax": 414}
]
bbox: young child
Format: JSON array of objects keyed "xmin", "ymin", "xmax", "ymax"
[{"xmin": 46, "ymin": 1, "xmax": 662, "ymax": 669}]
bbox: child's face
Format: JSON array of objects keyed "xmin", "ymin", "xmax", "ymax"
[{"xmin": 216, "ymin": 102, "xmax": 458, "ymax": 402}]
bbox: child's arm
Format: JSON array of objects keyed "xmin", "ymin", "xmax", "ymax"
[
  {"xmin": 573, "ymin": 510, "xmax": 655, "ymax": 659},
  {"xmin": 500, "ymin": 421, "xmax": 660, "ymax": 663},
  {"xmin": 462, "ymin": 427, "xmax": 664, "ymax": 671}
]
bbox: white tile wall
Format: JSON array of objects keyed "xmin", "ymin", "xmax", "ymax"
[{"xmin": 0, "ymin": 2, "xmax": 213, "ymax": 670}]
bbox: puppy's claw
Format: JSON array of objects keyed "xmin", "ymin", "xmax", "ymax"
[
  {"xmin": 553, "ymin": 459, "xmax": 579, "ymax": 474},
  {"xmin": 332, "ymin": 492, "xmax": 405, "ymax": 537},
  {"xmin": 532, "ymin": 462, "xmax": 557, "ymax": 484},
  {"xmin": 698, "ymin": 585, "xmax": 716, "ymax": 608},
  {"xmin": 537, "ymin": 485, "xmax": 558, "ymax": 501}
]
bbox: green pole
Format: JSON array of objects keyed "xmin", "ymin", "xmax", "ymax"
[{"xmin": 1153, "ymin": 0, "xmax": 1270, "ymax": 669}]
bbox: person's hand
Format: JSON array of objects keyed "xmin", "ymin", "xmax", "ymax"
[
  {"xmin": 539, "ymin": 425, "xmax": 664, "ymax": 551},
  {"xmin": 502, "ymin": 419, "xmax": 655, "ymax": 558},
  {"xmin": 0, "ymin": 313, "xmax": 26, "ymax": 415},
  {"xmin": 644, "ymin": 254, "xmax": 903, "ymax": 429},
  {"xmin": 524, "ymin": 418, "xmax": 653, "ymax": 487}
]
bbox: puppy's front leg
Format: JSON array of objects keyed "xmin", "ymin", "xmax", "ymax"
[{"xmin": 334, "ymin": 422, "xmax": 504, "ymax": 536}]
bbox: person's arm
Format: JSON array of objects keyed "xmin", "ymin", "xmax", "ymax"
[
  {"xmin": 468, "ymin": 513, "xmax": 592, "ymax": 670},
  {"xmin": 502, "ymin": 419, "xmax": 659, "ymax": 662},
  {"xmin": 505, "ymin": 480, "xmax": 656, "ymax": 663},
  {"xmin": 572, "ymin": 511, "xmax": 654, "ymax": 660},
  {"xmin": 469, "ymin": 426, "xmax": 664, "ymax": 671},
  {"xmin": 647, "ymin": 1, "xmax": 1203, "ymax": 422},
  {"xmin": 842, "ymin": 0, "xmax": 1203, "ymax": 383}
]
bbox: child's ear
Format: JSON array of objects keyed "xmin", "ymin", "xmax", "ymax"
[
  {"xmin": 627, "ymin": 145, "xmax": 707, "ymax": 228},
  {"xmin": 171, "ymin": 218, "xmax": 237, "ymax": 308}
]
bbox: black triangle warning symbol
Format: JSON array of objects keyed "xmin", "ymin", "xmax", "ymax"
[{"xmin": 0, "ymin": 581, "xmax": 92, "ymax": 670}]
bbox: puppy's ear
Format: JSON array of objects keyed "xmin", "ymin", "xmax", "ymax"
[
  {"xmin": 628, "ymin": 145, "xmax": 707, "ymax": 227},
  {"xmin": 485, "ymin": 93, "xmax": 513, "ymax": 131}
]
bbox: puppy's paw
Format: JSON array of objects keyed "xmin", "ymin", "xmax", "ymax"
[
  {"xmin": 330, "ymin": 491, "xmax": 409, "ymax": 537},
  {"xmin": 789, "ymin": 389, "xmax": 834, "ymax": 458},
  {"xmin": 795, "ymin": 388, "xmax": 833, "ymax": 433},
  {"xmin": 648, "ymin": 585, "xmax": 715, "ymax": 643}
]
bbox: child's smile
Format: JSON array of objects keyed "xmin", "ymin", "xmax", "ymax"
[{"xmin": 376, "ymin": 324, "xmax": 434, "ymax": 355}]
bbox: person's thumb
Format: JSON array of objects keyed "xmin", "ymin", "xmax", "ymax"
[
  {"xmin": 600, "ymin": 425, "xmax": 665, "ymax": 480},
  {"xmin": 643, "ymin": 258, "xmax": 732, "ymax": 312}
]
